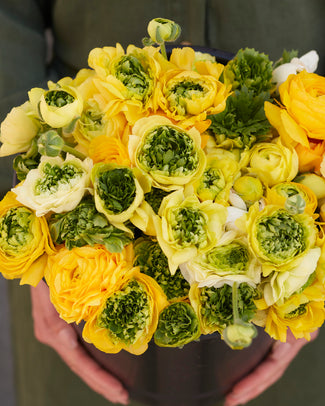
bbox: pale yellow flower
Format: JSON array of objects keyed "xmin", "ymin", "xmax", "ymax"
[{"xmin": 0, "ymin": 102, "xmax": 39, "ymax": 156}]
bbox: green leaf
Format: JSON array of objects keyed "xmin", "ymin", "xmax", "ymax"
[
  {"xmin": 49, "ymin": 196, "xmax": 132, "ymax": 252},
  {"xmin": 208, "ymin": 87, "xmax": 272, "ymax": 150}
]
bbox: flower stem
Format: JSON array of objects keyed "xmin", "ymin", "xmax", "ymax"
[
  {"xmin": 160, "ymin": 42, "xmax": 168, "ymax": 60},
  {"xmin": 62, "ymin": 145, "xmax": 87, "ymax": 160}
]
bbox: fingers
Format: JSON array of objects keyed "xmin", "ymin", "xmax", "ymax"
[
  {"xmin": 224, "ymin": 331, "xmax": 319, "ymax": 406},
  {"xmin": 30, "ymin": 281, "xmax": 129, "ymax": 404}
]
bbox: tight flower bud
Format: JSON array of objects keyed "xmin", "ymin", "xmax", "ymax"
[{"xmin": 147, "ymin": 18, "xmax": 181, "ymax": 44}]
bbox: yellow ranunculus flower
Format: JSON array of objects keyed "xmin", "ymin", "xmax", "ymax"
[
  {"xmin": 0, "ymin": 191, "xmax": 55, "ymax": 286},
  {"xmin": 240, "ymin": 203, "xmax": 319, "ymax": 274},
  {"xmin": 29, "ymin": 78, "xmax": 83, "ymax": 128},
  {"xmin": 246, "ymin": 140, "xmax": 299, "ymax": 186},
  {"xmin": 169, "ymin": 47, "xmax": 224, "ymax": 79},
  {"xmin": 45, "ymin": 244, "xmax": 134, "ymax": 324},
  {"xmin": 0, "ymin": 101, "xmax": 40, "ymax": 157},
  {"xmin": 158, "ymin": 69, "xmax": 230, "ymax": 127},
  {"xmin": 259, "ymin": 282, "xmax": 325, "ymax": 342},
  {"xmin": 129, "ymin": 115, "xmax": 206, "ymax": 191},
  {"xmin": 82, "ymin": 267, "xmax": 168, "ymax": 355},
  {"xmin": 88, "ymin": 44, "xmax": 161, "ymax": 124},
  {"xmin": 185, "ymin": 150, "xmax": 240, "ymax": 204},
  {"xmin": 265, "ymin": 71, "xmax": 325, "ymax": 148},
  {"xmin": 265, "ymin": 182, "xmax": 318, "ymax": 216},
  {"xmin": 89, "ymin": 135, "xmax": 131, "ymax": 166},
  {"xmin": 153, "ymin": 189, "xmax": 227, "ymax": 275}
]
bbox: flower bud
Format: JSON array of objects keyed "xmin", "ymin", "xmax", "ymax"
[
  {"xmin": 233, "ymin": 176, "xmax": 263, "ymax": 206},
  {"xmin": 147, "ymin": 18, "xmax": 181, "ymax": 43},
  {"xmin": 38, "ymin": 130, "xmax": 64, "ymax": 157},
  {"xmin": 294, "ymin": 173, "xmax": 325, "ymax": 200}
]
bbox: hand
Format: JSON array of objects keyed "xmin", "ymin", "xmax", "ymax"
[
  {"xmin": 224, "ymin": 330, "xmax": 319, "ymax": 406},
  {"xmin": 30, "ymin": 280, "xmax": 129, "ymax": 405}
]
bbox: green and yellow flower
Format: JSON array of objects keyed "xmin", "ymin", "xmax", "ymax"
[
  {"xmin": 153, "ymin": 189, "xmax": 227, "ymax": 275},
  {"xmin": 82, "ymin": 267, "xmax": 168, "ymax": 355},
  {"xmin": 154, "ymin": 301, "xmax": 201, "ymax": 347},
  {"xmin": 129, "ymin": 115, "xmax": 206, "ymax": 191},
  {"xmin": 29, "ymin": 78, "xmax": 83, "ymax": 128},
  {"xmin": 0, "ymin": 191, "xmax": 55, "ymax": 285},
  {"xmin": 45, "ymin": 244, "xmax": 134, "ymax": 324},
  {"xmin": 181, "ymin": 232, "xmax": 261, "ymax": 288}
]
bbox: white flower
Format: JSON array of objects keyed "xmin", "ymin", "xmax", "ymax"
[
  {"xmin": 272, "ymin": 50, "xmax": 319, "ymax": 90},
  {"xmin": 13, "ymin": 154, "xmax": 93, "ymax": 216}
]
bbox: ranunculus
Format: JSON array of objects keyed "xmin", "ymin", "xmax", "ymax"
[
  {"xmin": 265, "ymin": 181, "xmax": 318, "ymax": 216},
  {"xmin": 185, "ymin": 150, "xmax": 240, "ymax": 204},
  {"xmin": 45, "ymin": 244, "xmax": 134, "ymax": 324},
  {"xmin": 158, "ymin": 69, "xmax": 230, "ymax": 127},
  {"xmin": 29, "ymin": 78, "xmax": 83, "ymax": 128},
  {"xmin": 91, "ymin": 162, "xmax": 152, "ymax": 234},
  {"xmin": 89, "ymin": 135, "xmax": 131, "ymax": 166},
  {"xmin": 295, "ymin": 140, "xmax": 325, "ymax": 173},
  {"xmin": 241, "ymin": 203, "xmax": 319, "ymax": 276},
  {"xmin": 89, "ymin": 44, "xmax": 161, "ymax": 124},
  {"xmin": 180, "ymin": 232, "xmax": 261, "ymax": 288},
  {"xmin": 147, "ymin": 18, "xmax": 181, "ymax": 43},
  {"xmin": 0, "ymin": 191, "xmax": 55, "ymax": 285},
  {"xmin": 153, "ymin": 189, "xmax": 227, "ymax": 275},
  {"xmin": 246, "ymin": 140, "xmax": 299, "ymax": 186},
  {"xmin": 0, "ymin": 102, "xmax": 40, "ymax": 156},
  {"xmin": 13, "ymin": 154, "xmax": 93, "ymax": 217},
  {"xmin": 129, "ymin": 115, "xmax": 206, "ymax": 191},
  {"xmin": 82, "ymin": 267, "xmax": 168, "ymax": 355},
  {"xmin": 265, "ymin": 71, "xmax": 325, "ymax": 148},
  {"xmin": 256, "ymin": 281, "xmax": 325, "ymax": 341}
]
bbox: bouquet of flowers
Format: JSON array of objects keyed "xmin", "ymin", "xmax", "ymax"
[{"xmin": 0, "ymin": 17, "xmax": 325, "ymax": 356}]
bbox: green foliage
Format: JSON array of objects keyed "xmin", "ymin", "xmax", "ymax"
[
  {"xmin": 49, "ymin": 197, "xmax": 132, "ymax": 252},
  {"xmin": 154, "ymin": 302, "xmax": 200, "ymax": 347},
  {"xmin": 134, "ymin": 238, "xmax": 190, "ymax": 301},
  {"xmin": 273, "ymin": 49, "xmax": 299, "ymax": 69},
  {"xmin": 223, "ymin": 48, "xmax": 273, "ymax": 94},
  {"xmin": 13, "ymin": 139, "xmax": 40, "ymax": 181},
  {"xmin": 144, "ymin": 187, "xmax": 170, "ymax": 214},
  {"xmin": 208, "ymin": 87, "xmax": 271, "ymax": 150}
]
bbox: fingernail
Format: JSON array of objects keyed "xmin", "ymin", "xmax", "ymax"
[{"xmin": 58, "ymin": 328, "xmax": 78, "ymax": 350}]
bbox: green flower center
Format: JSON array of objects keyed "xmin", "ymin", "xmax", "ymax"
[
  {"xmin": 154, "ymin": 302, "xmax": 200, "ymax": 347},
  {"xmin": 166, "ymin": 80, "xmax": 206, "ymax": 115},
  {"xmin": 256, "ymin": 209, "xmax": 306, "ymax": 263},
  {"xmin": 35, "ymin": 163, "xmax": 84, "ymax": 195},
  {"xmin": 197, "ymin": 167, "xmax": 226, "ymax": 199},
  {"xmin": 285, "ymin": 303, "xmax": 308, "ymax": 319},
  {"xmin": 137, "ymin": 125, "xmax": 199, "ymax": 177},
  {"xmin": 114, "ymin": 55, "xmax": 152, "ymax": 102},
  {"xmin": 134, "ymin": 239, "xmax": 189, "ymax": 301},
  {"xmin": 97, "ymin": 167, "xmax": 136, "ymax": 214},
  {"xmin": 45, "ymin": 90, "xmax": 75, "ymax": 107},
  {"xmin": 0, "ymin": 207, "xmax": 34, "ymax": 255},
  {"xmin": 204, "ymin": 242, "xmax": 249, "ymax": 274},
  {"xmin": 97, "ymin": 279, "xmax": 150, "ymax": 344},
  {"xmin": 171, "ymin": 206, "xmax": 207, "ymax": 248}
]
